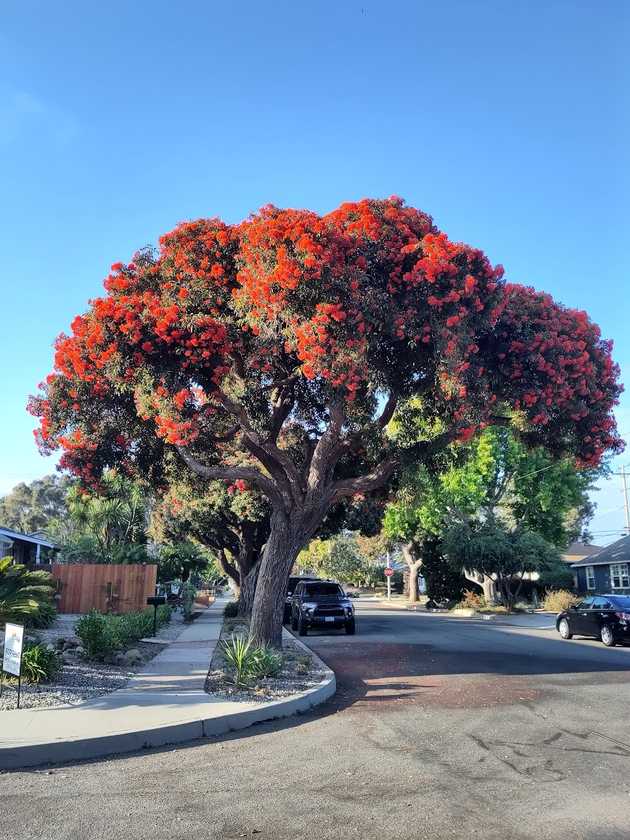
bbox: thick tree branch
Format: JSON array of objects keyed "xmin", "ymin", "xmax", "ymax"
[
  {"xmin": 217, "ymin": 549, "xmax": 240, "ymax": 586},
  {"xmin": 214, "ymin": 391, "xmax": 304, "ymax": 503},
  {"xmin": 307, "ymin": 399, "xmax": 346, "ymax": 495},
  {"xmin": 176, "ymin": 446, "xmax": 285, "ymax": 510},
  {"xmin": 377, "ymin": 392, "xmax": 398, "ymax": 428},
  {"xmin": 331, "ymin": 457, "xmax": 397, "ymax": 502}
]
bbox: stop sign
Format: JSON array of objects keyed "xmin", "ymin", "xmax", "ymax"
[{"xmin": 384, "ymin": 567, "xmax": 394, "ymax": 577}]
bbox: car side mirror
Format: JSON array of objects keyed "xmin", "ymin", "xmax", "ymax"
[{"xmin": 569, "ymin": 604, "xmax": 577, "ymax": 610}]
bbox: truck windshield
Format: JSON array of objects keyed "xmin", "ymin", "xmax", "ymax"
[{"xmin": 303, "ymin": 583, "xmax": 344, "ymax": 598}]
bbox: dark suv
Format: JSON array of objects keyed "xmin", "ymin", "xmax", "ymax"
[
  {"xmin": 290, "ymin": 580, "xmax": 355, "ymax": 635},
  {"xmin": 283, "ymin": 575, "xmax": 319, "ymax": 624},
  {"xmin": 556, "ymin": 594, "xmax": 630, "ymax": 646}
]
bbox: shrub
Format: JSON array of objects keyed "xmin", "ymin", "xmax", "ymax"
[
  {"xmin": 221, "ymin": 634, "xmax": 253, "ymax": 686},
  {"xmin": 542, "ymin": 589, "xmax": 580, "ymax": 613},
  {"xmin": 21, "ymin": 642, "xmax": 62, "ymax": 683},
  {"xmin": 456, "ymin": 590, "xmax": 486, "ymax": 610},
  {"xmin": 0, "ymin": 556, "xmax": 56, "ymax": 627},
  {"xmin": 76, "ymin": 611, "xmax": 121, "ymax": 659},
  {"xmin": 224, "ymin": 601, "xmax": 239, "ymax": 618},
  {"xmin": 249, "ymin": 647, "xmax": 283, "ymax": 679},
  {"xmin": 181, "ymin": 581, "xmax": 196, "ymax": 621},
  {"xmin": 25, "ymin": 600, "xmax": 57, "ymax": 629},
  {"xmin": 76, "ymin": 606, "xmax": 172, "ymax": 660},
  {"xmin": 220, "ymin": 635, "xmax": 283, "ymax": 686}
]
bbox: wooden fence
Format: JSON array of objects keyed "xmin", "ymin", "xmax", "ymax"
[{"xmin": 52, "ymin": 564, "xmax": 157, "ymax": 614}]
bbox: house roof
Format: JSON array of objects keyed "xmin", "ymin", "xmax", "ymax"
[
  {"xmin": 562, "ymin": 541, "xmax": 603, "ymax": 558},
  {"xmin": 0, "ymin": 527, "xmax": 56, "ymax": 549},
  {"xmin": 571, "ymin": 535, "xmax": 630, "ymax": 568}
]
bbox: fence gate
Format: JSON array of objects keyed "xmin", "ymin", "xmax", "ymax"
[{"xmin": 52, "ymin": 564, "xmax": 158, "ymax": 614}]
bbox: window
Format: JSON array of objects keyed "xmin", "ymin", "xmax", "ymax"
[
  {"xmin": 610, "ymin": 563, "xmax": 630, "ymax": 589},
  {"xmin": 302, "ymin": 583, "xmax": 344, "ymax": 598},
  {"xmin": 585, "ymin": 566, "xmax": 595, "ymax": 590}
]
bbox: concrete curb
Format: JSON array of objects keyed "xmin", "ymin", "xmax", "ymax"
[{"xmin": 0, "ymin": 628, "xmax": 336, "ymax": 771}]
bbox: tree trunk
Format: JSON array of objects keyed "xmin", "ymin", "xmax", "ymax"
[
  {"xmin": 238, "ymin": 559, "xmax": 260, "ymax": 617},
  {"xmin": 402, "ymin": 543, "xmax": 422, "ymax": 604},
  {"xmin": 248, "ymin": 512, "xmax": 305, "ymax": 647},
  {"xmin": 248, "ymin": 505, "xmax": 325, "ymax": 647},
  {"xmin": 464, "ymin": 569, "xmax": 497, "ymax": 605}
]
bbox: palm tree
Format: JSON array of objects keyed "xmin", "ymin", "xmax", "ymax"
[{"xmin": 0, "ymin": 556, "xmax": 55, "ymax": 627}]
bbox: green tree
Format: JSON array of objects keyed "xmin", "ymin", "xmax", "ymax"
[
  {"xmin": 157, "ymin": 541, "xmax": 210, "ymax": 583},
  {"xmin": 384, "ymin": 427, "xmax": 602, "ymax": 603},
  {"xmin": 444, "ymin": 522, "xmax": 561, "ymax": 608},
  {"xmin": 149, "ymin": 477, "xmax": 270, "ymax": 614},
  {"xmin": 0, "ymin": 475, "xmax": 70, "ymax": 536},
  {"xmin": 54, "ymin": 472, "xmax": 149, "ymax": 563}
]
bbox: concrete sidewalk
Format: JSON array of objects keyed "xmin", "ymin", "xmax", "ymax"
[{"xmin": 0, "ymin": 597, "xmax": 336, "ymax": 770}]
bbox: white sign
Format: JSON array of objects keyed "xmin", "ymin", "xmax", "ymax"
[{"xmin": 3, "ymin": 623, "xmax": 24, "ymax": 677}]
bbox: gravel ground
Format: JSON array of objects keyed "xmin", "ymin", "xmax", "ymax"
[
  {"xmin": 204, "ymin": 616, "xmax": 328, "ymax": 702},
  {"xmin": 0, "ymin": 609, "xmax": 191, "ymax": 711}
]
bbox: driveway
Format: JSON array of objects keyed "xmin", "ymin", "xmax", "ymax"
[{"xmin": 2, "ymin": 603, "xmax": 630, "ymax": 840}]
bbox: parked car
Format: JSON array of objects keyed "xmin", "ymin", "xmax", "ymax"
[
  {"xmin": 556, "ymin": 594, "xmax": 630, "ymax": 646},
  {"xmin": 283, "ymin": 575, "xmax": 319, "ymax": 624},
  {"xmin": 290, "ymin": 579, "xmax": 355, "ymax": 635}
]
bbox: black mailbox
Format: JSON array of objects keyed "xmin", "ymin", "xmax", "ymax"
[
  {"xmin": 147, "ymin": 596, "xmax": 166, "ymax": 607},
  {"xmin": 147, "ymin": 595, "xmax": 167, "ymax": 636}
]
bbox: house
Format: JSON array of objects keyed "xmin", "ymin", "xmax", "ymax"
[
  {"xmin": 571, "ymin": 535, "xmax": 630, "ymax": 595},
  {"xmin": 0, "ymin": 526, "xmax": 57, "ymax": 566},
  {"xmin": 561, "ymin": 541, "xmax": 603, "ymax": 566}
]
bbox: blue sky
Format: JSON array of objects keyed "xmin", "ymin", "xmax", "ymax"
[{"xmin": 1, "ymin": 0, "xmax": 628, "ymax": 542}]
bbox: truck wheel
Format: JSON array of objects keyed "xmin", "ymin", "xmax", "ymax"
[
  {"xmin": 291, "ymin": 613, "xmax": 298, "ymax": 631},
  {"xmin": 298, "ymin": 614, "xmax": 307, "ymax": 636},
  {"xmin": 345, "ymin": 618, "xmax": 356, "ymax": 635}
]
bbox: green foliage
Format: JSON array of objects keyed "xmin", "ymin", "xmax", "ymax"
[
  {"xmin": 75, "ymin": 606, "xmax": 171, "ymax": 660},
  {"xmin": 445, "ymin": 521, "xmax": 560, "ymax": 607},
  {"xmin": 0, "ymin": 556, "xmax": 56, "ymax": 627},
  {"xmin": 54, "ymin": 471, "xmax": 149, "ymax": 564},
  {"xmin": 25, "ymin": 599, "xmax": 57, "ymax": 629},
  {"xmin": 385, "ymin": 427, "xmax": 602, "ymax": 552},
  {"xmin": 224, "ymin": 601, "xmax": 239, "ymax": 618},
  {"xmin": 220, "ymin": 634, "xmax": 283, "ymax": 686},
  {"xmin": 75, "ymin": 611, "xmax": 120, "ymax": 659},
  {"xmin": 542, "ymin": 589, "xmax": 580, "ymax": 612},
  {"xmin": 297, "ymin": 532, "xmax": 388, "ymax": 587},
  {"xmin": 180, "ymin": 580, "xmax": 196, "ymax": 620},
  {"xmin": 198, "ymin": 557, "xmax": 225, "ymax": 587},
  {"xmin": 249, "ymin": 646, "xmax": 283, "ymax": 679},
  {"xmin": 149, "ymin": 478, "xmax": 270, "ymax": 591},
  {"xmin": 157, "ymin": 541, "xmax": 209, "ymax": 583},
  {"xmin": 21, "ymin": 642, "xmax": 62, "ymax": 683},
  {"xmin": 420, "ymin": 538, "xmax": 466, "ymax": 603},
  {"xmin": 537, "ymin": 562, "xmax": 574, "ymax": 590},
  {"xmin": 0, "ymin": 474, "xmax": 70, "ymax": 537},
  {"xmin": 221, "ymin": 634, "xmax": 253, "ymax": 687}
]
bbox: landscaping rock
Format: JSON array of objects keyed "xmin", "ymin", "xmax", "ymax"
[{"xmin": 123, "ymin": 648, "xmax": 143, "ymax": 666}]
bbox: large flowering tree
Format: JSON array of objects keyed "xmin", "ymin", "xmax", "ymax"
[{"xmin": 30, "ymin": 198, "xmax": 622, "ymax": 645}]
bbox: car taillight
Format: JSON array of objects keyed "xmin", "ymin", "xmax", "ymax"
[{"xmin": 614, "ymin": 611, "xmax": 630, "ymax": 620}]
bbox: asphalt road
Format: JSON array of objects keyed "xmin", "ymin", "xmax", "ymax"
[{"xmin": 2, "ymin": 604, "xmax": 630, "ymax": 840}]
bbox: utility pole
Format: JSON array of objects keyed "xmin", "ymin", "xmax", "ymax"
[{"xmin": 622, "ymin": 465, "xmax": 630, "ymax": 535}]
